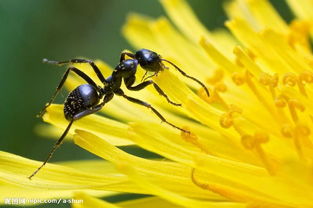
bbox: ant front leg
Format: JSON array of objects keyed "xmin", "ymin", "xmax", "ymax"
[
  {"xmin": 115, "ymin": 89, "xmax": 188, "ymax": 133},
  {"xmin": 124, "ymin": 76, "xmax": 181, "ymax": 106},
  {"xmin": 38, "ymin": 67, "xmax": 98, "ymax": 117},
  {"xmin": 43, "ymin": 58, "xmax": 107, "ymax": 84},
  {"xmin": 120, "ymin": 51, "xmax": 135, "ymax": 62}
]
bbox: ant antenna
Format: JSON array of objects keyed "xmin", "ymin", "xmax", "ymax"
[
  {"xmin": 161, "ymin": 59, "xmax": 210, "ymax": 97},
  {"xmin": 28, "ymin": 120, "xmax": 74, "ymax": 180},
  {"xmin": 141, "ymin": 71, "xmax": 148, "ymax": 82},
  {"xmin": 143, "ymin": 72, "xmax": 158, "ymax": 82}
]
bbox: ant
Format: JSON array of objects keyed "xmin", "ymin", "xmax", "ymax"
[{"xmin": 29, "ymin": 49, "xmax": 209, "ymax": 180}]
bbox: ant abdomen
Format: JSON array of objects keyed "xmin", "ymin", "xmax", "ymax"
[{"xmin": 64, "ymin": 84, "xmax": 100, "ymax": 120}]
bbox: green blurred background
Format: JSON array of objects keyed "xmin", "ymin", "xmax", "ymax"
[{"xmin": 0, "ymin": 0, "xmax": 292, "ymax": 207}]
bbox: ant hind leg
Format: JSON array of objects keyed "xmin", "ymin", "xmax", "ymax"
[
  {"xmin": 43, "ymin": 58, "xmax": 106, "ymax": 84},
  {"xmin": 28, "ymin": 119, "xmax": 74, "ymax": 180},
  {"xmin": 119, "ymin": 90, "xmax": 188, "ymax": 133},
  {"xmin": 38, "ymin": 67, "xmax": 98, "ymax": 118}
]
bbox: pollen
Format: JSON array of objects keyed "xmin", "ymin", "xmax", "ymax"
[{"xmin": 181, "ymin": 127, "xmax": 209, "ymax": 154}]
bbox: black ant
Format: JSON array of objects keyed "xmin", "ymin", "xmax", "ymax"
[{"xmin": 29, "ymin": 49, "xmax": 208, "ymax": 179}]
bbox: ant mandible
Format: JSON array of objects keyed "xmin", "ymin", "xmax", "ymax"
[{"xmin": 29, "ymin": 49, "xmax": 199, "ymax": 179}]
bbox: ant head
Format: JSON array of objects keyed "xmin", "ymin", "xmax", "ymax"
[
  {"xmin": 115, "ymin": 59, "xmax": 138, "ymax": 77},
  {"xmin": 135, "ymin": 49, "xmax": 162, "ymax": 72}
]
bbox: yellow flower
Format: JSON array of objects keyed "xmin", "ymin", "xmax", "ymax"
[{"xmin": 2, "ymin": 0, "xmax": 313, "ymax": 207}]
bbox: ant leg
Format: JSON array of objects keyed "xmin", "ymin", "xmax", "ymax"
[
  {"xmin": 72, "ymin": 93, "xmax": 114, "ymax": 119},
  {"xmin": 43, "ymin": 58, "xmax": 106, "ymax": 84},
  {"xmin": 124, "ymin": 76, "xmax": 181, "ymax": 106},
  {"xmin": 161, "ymin": 59, "xmax": 210, "ymax": 97},
  {"xmin": 28, "ymin": 119, "xmax": 74, "ymax": 180},
  {"xmin": 152, "ymin": 82, "xmax": 181, "ymax": 106},
  {"xmin": 120, "ymin": 52, "xmax": 135, "ymax": 62},
  {"xmin": 117, "ymin": 90, "xmax": 189, "ymax": 133},
  {"xmin": 38, "ymin": 67, "xmax": 98, "ymax": 117}
]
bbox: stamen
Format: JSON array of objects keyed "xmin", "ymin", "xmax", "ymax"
[
  {"xmin": 274, "ymin": 94, "xmax": 293, "ymax": 122},
  {"xmin": 277, "ymin": 96, "xmax": 311, "ymax": 159},
  {"xmin": 293, "ymin": 124, "xmax": 313, "ymax": 160},
  {"xmin": 298, "ymin": 71, "xmax": 313, "ymax": 97},
  {"xmin": 282, "ymin": 73, "xmax": 307, "ymax": 97},
  {"xmin": 215, "ymin": 82, "xmax": 227, "ymax": 93},
  {"xmin": 297, "ymin": 79, "xmax": 307, "ymax": 97},
  {"xmin": 258, "ymin": 72, "xmax": 278, "ymax": 98},
  {"xmin": 281, "ymin": 124, "xmax": 293, "ymax": 138},
  {"xmin": 191, "ymin": 168, "xmax": 261, "ymax": 202},
  {"xmin": 244, "ymin": 71, "xmax": 279, "ymax": 120},
  {"xmin": 181, "ymin": 127, "xmax": 209, "ymax": 154},
  {"xmin": 220, "ymin": 105, "xmax": 242, "ymax": 129},
  {"xmin": 241, "ymin": 135, "xmax": 257, "ymax": 149},
  {"xmin": 299, "ymin": 71, "xmax": 313, "ymax": 84},
  {"xmin": 190, "ymin": 168, "xmax": 210, "ymax": 190},
  {"xmin": 246, "ymin": 48, "xmax": 256, "ymax": 61},
  {"xmin": 241, "ymin": 132, "xmax": 275, "ymax": 175},
  {"xmin": 288, "ymin": 20, "xmax": 310, "ymax": 50},
  {"xmin": 274, "ymin": 95, "xmax": 287, "ymax": 108},
  {"xmin": 198, "ymin": 82, "xmax": 228, "ymax": 109},
  {"xmin": 293, "ymin": 133, "xmax": 303, "ymax": 159},
  {"xmin": 206, "ymin": 68, "xmax": 224, "ymax": 84},
  {"xmin": 199, "ymin": 68, "xmax": 229, "ymax": 108},
  {"xmin": 235, "ymin": 57, "xmax": 244, "ymax": 68},
  {"xmin": 198, "ymin": 87, "xmax": 215, "ymax": 103},
  {"xmin": 287, "ymin": 99, "xmax": 305, "ymax": 123},
  {"xmin": 220, "ymin": 113, "xmax": 233, "ymax": 128},
  {"xmin": 259, "ymin": 73, "xmax": 273, "ymax": 86},
  {"xmin": 254, "ymin": 144, "xmax": 276, "ymax": 176},
  {"xmin": 295, "ymin": 124, "xmax": 311, "ymax": 137},
  {"xmin": 231, "ymin": 71, "xmax": 245, "ymax": 86},
  {"xmin": 283, "ymin": 73, "xmax": 297, "ymax": 87}
]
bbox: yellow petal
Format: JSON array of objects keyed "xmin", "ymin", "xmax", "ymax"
[
  {"xmin": 74, "ymin": 130, "xmax": 226, "ymax": 200},
  {"xmin": 130, "ymin": 122, "xmax": 313, "ymax": 206},
  {"xmin": 117, "ymin": 163, "xmax": 246, "ymax": 208},
  {"xmin": 226, "ymin": 18, "xmax": 291, "ymax": 74},
  {"xmin": 225, "ymin": 0, "xmax": 288, "ymax": 32},
  {"xmin": 160, "ymin": 0, "xmax": 211, "ymax": 43},
  {"xmin": 0, "ymin": 151, "xmax": 145, "ymax": 203},
  {"xmin": 162, "ymin": 0, "xmax": 237, "ymax": 58},
  {"xmin": 286, "ymin": 0, "xmax": 313, "ymax": 20},
  {"xmin": 43, "ymin": 104, "xmax": 133, "ymax": 146},
  {"xmin": 199, "ymin": 37, "xmax": 240, "ymax": 73},
  {"xmin": 122, "ymin": 13, "xmax": 160, "ymax": 50}
]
